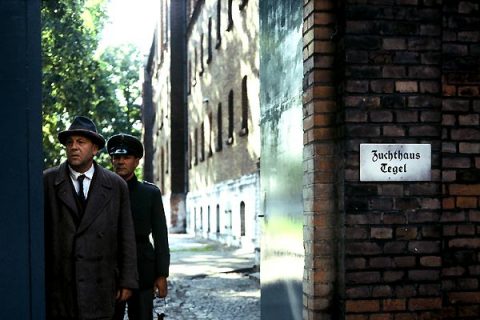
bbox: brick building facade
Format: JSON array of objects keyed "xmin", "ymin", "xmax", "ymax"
[
  {"xmin": 185, "ymin": 0, "xmax": 261, "ymax": 251},
  {"xmin": 303, "ymin": 0, "xmax": 480, "ymax": 319},
  {"xmin": 146, "ymin": 0, "xmax": 261, "ymax": 250}
]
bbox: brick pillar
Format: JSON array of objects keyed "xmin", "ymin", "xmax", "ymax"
[
  {"xmin": 303, "ymin": 1, "xmax": 341, "ymax": 318},
  {"xmin": 441, "ymin": 1, "xmax": 480, "ymax": 318}
]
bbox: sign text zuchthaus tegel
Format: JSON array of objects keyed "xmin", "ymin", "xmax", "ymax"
[{"xmin": 360, "ymin": 144, "xmax": 431, "ymax": 181}]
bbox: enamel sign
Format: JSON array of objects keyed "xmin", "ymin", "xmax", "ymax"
[{"xmin": 360, "ymin": 144, "xmax": 431, "ymax": 181}]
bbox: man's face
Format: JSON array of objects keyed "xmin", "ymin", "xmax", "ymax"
[
  {"xmin": 111, "ymin": 154, "xmax": 139, "ymax": 181},
  {"xmin": 65, "ymin": 135, "xmax": 99, "ymax": 173}
]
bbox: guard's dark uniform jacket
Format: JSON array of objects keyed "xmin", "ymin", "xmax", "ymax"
[{"xmin": 127, "ymin": 174, "xmax": 170, "ymax": 288}]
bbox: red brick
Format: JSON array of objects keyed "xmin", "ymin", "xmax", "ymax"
[
  {"xmin": 442, "ymin": 266, "xmax": 466, "ymax": 277},
  {"xmin": 443, "ymin": 157, "xmax": 471, "ymax": 168},
  {"xmin": 345, "ymin": 315, "xmax": 368, "ymax": 320},
  {"xmin": 458, "ymin": 224, "xmax": 476, "ymax": 235},
  {"xmin": 451, "ymin": 128, "xmax": 480, "ymax": 140},
  {"xmin": 370, "ymin": 314, "xmax": 392, "ymax": 320},
  {"xmin": 408, "ymin": 298, "xmax": 442, "ymax": 310},
  {"xmin": 448, "ymin": 292, "xmax": 480, "ymax": 304},
  {"xmin": 372, "ymin": 285, "xmax": 392, "ymax": 297},
  {"xmin": 346, "ymin": 299, "xmax": 380, "ymax": 313},
  {"xmin": 459, "ymin": 114, "xmax": 479, "ymax": 126},
  {"xmin": 394, "ymin": 256, "xmax": 416, "ymax": 268},
  {"xmin": 383, "ymin": 125, "xmax": 406, "ymax": 136},
  {"xmin": 383, "ymin": 299, "xmax": 406, "ymax": 311},
  {"xmin": 420, "ymin": 256, "xmax": 441, "ymax": 267},
  {"xmin": 384, "ymin": 271, "xmax": 404, "ymax": 282},
  {"xmin": 449, "ymin": 238, "xmax": 480, "ymax": 249},
  {"xmin": 396, "ymin": 110, "xmax": 418, "ymax": 123},
  {"xmin": 408, "ymin": 270, "xmax": 440, "ymax": 281},
  {"xmin": 396, "ymin": 81, "xmax": 418, "ymax": 93},
  {"xmin": 396, "ymin": 227, "xmax": 418, "ymax": 240},
  {"xmin": 383, "ymin": 38, "xmax": 406, "ymax": 50},
  {"xmin": 443, "ymin": 197, "xmax": 455, "ymax": 209},
  {"xmin": 449, "ymin": 184, "xmax": 480, "ymax": 196},
  {"xmin": 419, "ymin": 81, "xmax": 440, "ymax": 94},
  {"xmin": 459, "ymin": 142, "xmax": 480, "ymax": 154},
  {"xmin": 456, "ymin": 196, "xmax": 478, "ymax": 208}
]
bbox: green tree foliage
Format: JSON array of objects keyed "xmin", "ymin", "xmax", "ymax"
[
  {"xmin": 99, "ymin": 44, "xmax": 143, "ymax": 136},
  {"xmin": 42, "ymin": 0, "xmax": 143, "ymax": 168}
]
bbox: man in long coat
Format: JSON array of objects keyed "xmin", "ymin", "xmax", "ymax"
[
  {"xmin": 43, "ymin": 116, "xmax": 138, "ymax": 320},
  {"xmin": 107, "ymin": 134, "xmax": 170, "ymax": 320}
]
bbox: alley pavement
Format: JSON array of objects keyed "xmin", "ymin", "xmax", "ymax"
[{"xmin": 152, "ymin": 233, "xmax": 260, "ymax": 320}]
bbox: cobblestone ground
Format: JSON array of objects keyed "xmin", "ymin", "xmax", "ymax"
[{"xmin": 152, "ymin": 234, "xmax": 260, "ymax": 320}]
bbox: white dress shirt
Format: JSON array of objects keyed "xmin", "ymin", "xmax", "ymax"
[{"xmin": 69, "ymin": 165, "xmax": 95, "ymax": 199}]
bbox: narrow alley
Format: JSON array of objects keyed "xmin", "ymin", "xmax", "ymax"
[{"xmin": 153, "ymin": 234, "xmax": 260, "ymax": 320}]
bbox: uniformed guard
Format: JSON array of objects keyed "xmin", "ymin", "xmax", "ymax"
[{"xmin": 108, "ymin": 133, "xmax": 170, "ymax": 320}]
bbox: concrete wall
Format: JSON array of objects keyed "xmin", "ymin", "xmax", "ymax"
[
  {"xmin": 0, "ymin": 0, "xmax": 44, "ymax": 318},
  {"xmin": 259, "ymin": 0, "xmax": 304, "ymax": 319}
]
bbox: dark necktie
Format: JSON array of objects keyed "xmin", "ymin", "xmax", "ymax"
[{"xmin": 77, "ymin": 174, "xmax": 86, "ymax": 204}]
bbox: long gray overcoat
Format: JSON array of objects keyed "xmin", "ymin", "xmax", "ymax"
[{"xmin": 43, "ymin": 161, "xmax": 138, "ymax": 320}]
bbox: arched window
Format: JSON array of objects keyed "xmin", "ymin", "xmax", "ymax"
[
  {"xmin": 200, "ymin": 34, "xmax": 204, "ymax": 75},
  {"xmin": 188, "ymin": 135, "xmax": 192, "ymax": 169},
  {"xmin": 194, "ymin": 128, "xmax": 198, "ymax": 165},
  {"xmin": 227, "ymin": 90, "xmax": 234, "ymax": 145},
  {"xmin": 227, "ymin": 0, "xmax": 233, "ymax": 31},
  {"xmin": 240, "ymin": 76, "xmax": 248, "ymax": 136},
  {"xmin": 208, "ymin": 112, "xmax": 213, "ymax": 157},
  {"xmin": 165, "ymin": 140, "xmax": 169, "ymax": 173},
  {"xmin": 207, "ymin": 206, "xmax": 211, "ymax": 233},
  {"xmin": 216, "ymin": 103, "xmax": 223, "ymax": 151},
  {"xmin": 216, "ymin": 0, "xmax": 222, "ymax": 48},
  {"xmin": 207, "ymin": 18, "xmax": 212, "ymax": 63},
  {"xmin": 194, "ymin": 207, "xmax": 197, "ymax": 231},
  {"xmin": 200, "ymin": 121, "xmax": 205, "ymax": 161},
  {"xmin": 216, "ymin": 204, "xmax": 220, "ymax": 233},
  {"xmin": 240, "ymin": 201, "xmax": 246, "ymax": 236}
]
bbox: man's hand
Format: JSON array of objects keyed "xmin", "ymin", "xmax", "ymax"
[
  {"xmin": 154, "ymin": 277, "xmax": 168, "ymax": 298},
  {"xmin": 116, "ymin": 288, "xmax": 132, "ymax": 301}
]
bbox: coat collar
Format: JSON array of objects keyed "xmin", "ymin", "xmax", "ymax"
[{"xmin": 54, "ymin": 161, "xmax": 114, "ymax": 234}]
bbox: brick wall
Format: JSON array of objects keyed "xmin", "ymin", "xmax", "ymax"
[
  {"xmin": 441, "ymin": 1, "xmax": 480, "ymax": 318},
  {"xmin": 342, "ymin": 1, "xmax": 444, "ymax": 319},
  {"xmin": 303, "ymin": 0, "xmax": 342, "ymax": 318},
  {"xmin": 304, "ymin": 0, "xmax": 480, "ymax": 319},
  {"xmin": 187, "ymin": 0, "xmax": 260, "ymax": 192}
]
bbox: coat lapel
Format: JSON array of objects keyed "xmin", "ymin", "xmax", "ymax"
[
  {"xmin": 77, "ymin": 164, "xmax": 113, "ymax": 234},
  {"xmin": 54, "ymin": 162, "xmax": 79, "ymax": 219}
]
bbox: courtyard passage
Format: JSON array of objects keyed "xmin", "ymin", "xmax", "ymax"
[{"xmin": 153, "ymin": 234, "xmax": 260, "ymax": 319}]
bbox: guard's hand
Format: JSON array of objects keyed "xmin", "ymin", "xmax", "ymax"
[
  {"xmin": 154, "ymin": 277, "xmax": 168, "ymax": 298},
  {"xmin": 116, "ymin": 288, "xmax": 132, "ymax": 301}
]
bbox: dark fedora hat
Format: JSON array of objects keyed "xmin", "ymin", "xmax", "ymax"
[
  {"xmin": 58, "ymin": 116, "xmax": 106, "ymax": 149},
  {"xmin": 107, "ymin": 133, "xmax": 144, "ymax": 159}
]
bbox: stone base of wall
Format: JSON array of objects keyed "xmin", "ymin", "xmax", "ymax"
[{"xmin": 186, "ymin": 173, "xmax": 260, "ymax": 263}]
